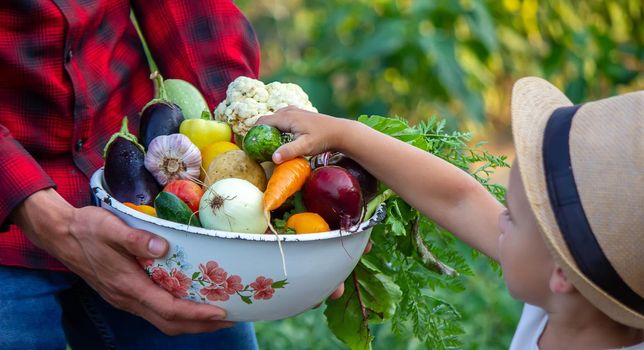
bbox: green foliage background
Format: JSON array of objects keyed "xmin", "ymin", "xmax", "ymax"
[
  {"xmin": 235, "ymin": 0, "xmax": 643, "ymax": 348},
  {"xmin": 238, "ymin": 0, "xmax": 642, "ymax": 130}
]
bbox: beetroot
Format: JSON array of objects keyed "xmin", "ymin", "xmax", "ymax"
[
  {"xmin": 310, "ymin": 152, "xmax": 378, "ymax": 201},
  {"xmin": 303, "ymin": 166, "xmax": 363, "ymax": 230}
]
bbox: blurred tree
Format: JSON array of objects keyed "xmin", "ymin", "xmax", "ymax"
[{"xmin": 238, "ymin": 0, "xmax": 642, "ymax": 130}]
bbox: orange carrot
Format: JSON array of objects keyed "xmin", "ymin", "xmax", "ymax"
[
  {"xmin": 263, "ymin": 157, "xmax": 311, "ymax": 213},
  {"xmin": 262, "ymin": 157, "xmax": 311, "ymax": 277}
]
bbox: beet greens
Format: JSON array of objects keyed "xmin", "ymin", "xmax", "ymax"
[{"xmin": 323, "ymin": 115, "xmax": 508, "ymax": 349}]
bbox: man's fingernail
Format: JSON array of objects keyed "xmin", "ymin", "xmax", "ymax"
[
  {"xmin": 210, "ymin": 312, "xmax": 226, "ymax": 320},
  {"xmin": 148, "ymin": 238, "xmax": 166, "ymax": 257}
]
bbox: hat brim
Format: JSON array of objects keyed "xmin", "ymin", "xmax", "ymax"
[{"xmin": 511, "ymin": 77, "xmax": 644, "ymax": 328}]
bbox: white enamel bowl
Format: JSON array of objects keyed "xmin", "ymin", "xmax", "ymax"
[{"xmin": 90, "ymin": 168, "xmax": 384, "ymax": 321}]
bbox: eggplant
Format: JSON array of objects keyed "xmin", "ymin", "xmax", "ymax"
[
  {"xmin": 310, "ymin": 152, "xmax": 378, "ymax": 201},
  {"xmin": 103, "ymin": 117, "xmax": 160, "ymax": 205},
  {"xmin": 139, "ymin": 71, "xmax": 185, "ymax": 149}
]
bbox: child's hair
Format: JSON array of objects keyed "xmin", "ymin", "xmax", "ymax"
[{"xmin": 510, "ymin": 77, "xmax": 643, "ymax": 328}]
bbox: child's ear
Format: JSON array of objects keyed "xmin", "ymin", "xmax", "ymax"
[{"xmin": 549, "ymin": 265, "xmax": 575, "ymax": 294}]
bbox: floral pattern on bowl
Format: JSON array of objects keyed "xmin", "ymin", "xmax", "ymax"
[{"xmin": 139, "ymin": 246, "xmax": 288, "ymax": 304}]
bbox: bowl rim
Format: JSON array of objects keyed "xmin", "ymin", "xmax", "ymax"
[{"xmin": 91, "ymin": 168, "xmax": 385, "ymax": 242}]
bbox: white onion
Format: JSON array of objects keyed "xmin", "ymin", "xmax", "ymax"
[{"xmin": 199, "ymin": 178, "xmax": 267, "ymax": 233}]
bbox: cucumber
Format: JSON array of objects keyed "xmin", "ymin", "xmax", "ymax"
[
  {"xmin": 243, "ymin": 124, "xmax": 292, "ymax": 162},
  {"xmin": 154, "ymin": 191, "xmax": 202, "ymax": 227},
  {"xmin": 164, "ymin": 79, "xmax": 210, "ymax": 120}
]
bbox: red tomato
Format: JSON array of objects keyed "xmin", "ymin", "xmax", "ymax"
[{"xmin": 163, "ymin": 180, "xmax": 204, "ymax": 213}]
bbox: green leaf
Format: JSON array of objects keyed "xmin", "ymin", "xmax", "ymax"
[
  {"xmin": 325, "ymin": 279, "xmax": 374, "ymax": 350},
  {"xmin": 272, "ymin": 279, "xmax": 289, "ymax": 289},
  {"xmin": 356, "ymin": 263, "xmax": 403, "ymax": 322},
  {"xmin": 324, "ymin": 263, "xmax": 403, "ymax": 349},
  {"xmin": 358, "ymin": 115, "xmax": 409, "ymax": 135},
  {"xmin": 385, "ymin": 213, "xmax": 406, "ymax": 236},
  {"xmin": 292, "ymin": 191, "xmax": 306, "ymax": 213},
  {"xmin": 241, "ymin": 295, "xmax": 253, "ymax": 305},
  {"xmin": 191, "ymin": 272, "xmax": 200, "ymax": 280},
  {"xmin": 384, "ymin": 198, "xmax": 414, "ymax": 237},
  {"xmin": 359, "ymin": 255, "xmax": 383, "ymax": 274}
]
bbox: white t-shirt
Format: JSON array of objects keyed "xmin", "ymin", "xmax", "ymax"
[{"xmin": 509, "ymin": 304, "xmax": 644, "ymax": 350}]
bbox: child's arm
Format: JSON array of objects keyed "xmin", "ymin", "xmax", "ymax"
[{"xmin": 259, "ymin": 107, "xmax": 505, "ymax": 261}]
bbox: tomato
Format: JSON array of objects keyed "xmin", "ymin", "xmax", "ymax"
[
  {"xmin": 286, "ymin": 212, "xmax": 330, "ymax": 234},
  {"xmin": 163, "ymin": 180, "xmax": 204, "ymax": 213}
]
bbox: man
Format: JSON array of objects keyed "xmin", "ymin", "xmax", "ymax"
[{"xmin": 0, "ymin": 1, "xmax": 261, "ymax": 348}]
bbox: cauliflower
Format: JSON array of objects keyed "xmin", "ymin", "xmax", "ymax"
[{"xmin": 215, "ymin": 76, "xmax": 317, "ymax": 136}]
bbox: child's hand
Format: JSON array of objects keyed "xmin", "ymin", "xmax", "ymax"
[{"xmin": 257, "ymin": 106, "xmax": 348, "ymax": 164}]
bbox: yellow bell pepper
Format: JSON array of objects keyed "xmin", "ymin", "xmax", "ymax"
[
  {"xmin": 179, "ymin": 110, "xmax": 232, "ymax": 149},
  {"xmin": 201, "ymin": 141, "xmax": 240, "ymax": 172}
]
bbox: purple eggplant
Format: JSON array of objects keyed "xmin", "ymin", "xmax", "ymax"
[
  {"xmin": 310, "ymin": 152, "xmax": 378, "ymax": 201},
  {"xmin": 103, "ymin": 117, "xmax": 160, "ymax": 205},
  {"xmin": 139, "ymin": 72, "xmax": 185, "ymax": 149}
]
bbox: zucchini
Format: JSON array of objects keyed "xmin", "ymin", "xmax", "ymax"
[{"xmin": 164, "ymin": 79, "xmax": 209, "ymax": 120}]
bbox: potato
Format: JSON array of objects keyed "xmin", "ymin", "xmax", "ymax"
[{"xmin": 203, "ymin": 150, "xmax": 267, "ymax": 191}]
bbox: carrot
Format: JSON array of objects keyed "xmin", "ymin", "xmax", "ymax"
[
  {"xmin": 263, "ymin": 157, "xmax": 311, "ymax": 213},
  {"xmin": 262, "ymin": 157, "xmax": 311, "ymax": 276}
]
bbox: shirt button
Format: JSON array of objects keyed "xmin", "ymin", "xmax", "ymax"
[
  {"xmin": 75, "ymin": 139, "xmax": 84, "ymax": 152},
  {"xmin": 65, "ymin": 49, "xmax": 73, "ymax": 63}
]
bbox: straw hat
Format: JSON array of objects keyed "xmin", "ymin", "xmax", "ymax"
[{"xmin": 511, "ymin": 77, "xmax": 643, "ymax": 328}]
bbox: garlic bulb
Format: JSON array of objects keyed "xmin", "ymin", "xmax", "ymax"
[{"xmin": 144, "ymin": 134, "xmax": 201, "ymax": 185}]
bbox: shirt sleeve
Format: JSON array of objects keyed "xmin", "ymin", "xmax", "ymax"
[
  {"xmin": 0, "ymin": 125, "xmax": 56, "ymax": 232},
  {"xmin": 130, "ymin": 0, "xmax": 261, "ymax": 108}
]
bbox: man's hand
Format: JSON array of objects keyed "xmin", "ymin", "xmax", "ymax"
[{"xmin": 12, "ymin": 188, "xmax": 232, "ymax": 335}]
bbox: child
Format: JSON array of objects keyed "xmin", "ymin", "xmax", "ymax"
[{"xmin": 258, "ymin": 77, "xmax": 643, "ymax": 349}]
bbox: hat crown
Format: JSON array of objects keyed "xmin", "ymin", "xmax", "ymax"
[{"xmin": 568, "ymin": 91, "xmax": 644, "ymax": 296}]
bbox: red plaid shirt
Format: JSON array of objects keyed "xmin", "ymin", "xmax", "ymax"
[{"xmin": 0, "ymin": 0, "xmax": 260, "ymax": 271}]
